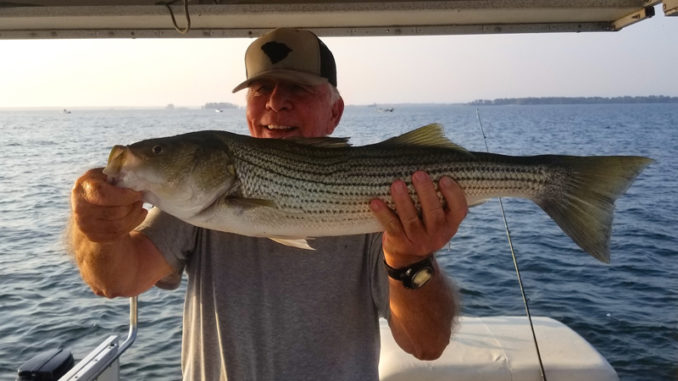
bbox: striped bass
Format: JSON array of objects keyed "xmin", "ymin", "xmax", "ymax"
[{"xmin": 103, "ymin": 123, "xmax": 652, "ymax": 263}]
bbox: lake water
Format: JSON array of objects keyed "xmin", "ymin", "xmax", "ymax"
[{"xmin": 1, "ymin": 104, "xmax": 676, "ymax": 380}]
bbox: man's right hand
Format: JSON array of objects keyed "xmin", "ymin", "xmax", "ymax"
[
  {"xmin": 71, "ymin": 168, "xmax": 147, "ymax": 243},
  {"xmin": 69, "ymin": 168, "xmax": 172, "ymax": 298}
]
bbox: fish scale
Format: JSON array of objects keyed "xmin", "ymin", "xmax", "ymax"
[{"xmin": 103, "ymin": 123, "xmax": 652, "ymax": 262}]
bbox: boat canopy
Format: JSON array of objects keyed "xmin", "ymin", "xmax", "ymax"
[{"xmin": 0, "ymin": 0, "xmax": 676, "ymax": 39}]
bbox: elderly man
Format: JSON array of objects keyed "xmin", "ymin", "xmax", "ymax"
[{"xmin": 69, "ymin": 28, "xmax": 467, "ymax": 381}]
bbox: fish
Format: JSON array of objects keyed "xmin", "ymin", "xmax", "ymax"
[{"xmin": 103, "ymin": 123, "xmax": 653, "ymax": 263}]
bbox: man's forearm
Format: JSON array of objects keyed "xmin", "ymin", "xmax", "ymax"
[
  {"xmin": 68, "ymin": 219, "xmax": 168, "ymax": 298},
  {"xmin": 387, "ymin": 260, "xmax": 457, "ymax": 360},
  {"xmin": 69, "ymin": 218, "xmax": 136, "ymax": 297}
]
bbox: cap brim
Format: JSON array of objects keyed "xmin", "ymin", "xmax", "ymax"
[{"xmin": 232, "ymin": 69, "xmax": 328, "ymax": 93}]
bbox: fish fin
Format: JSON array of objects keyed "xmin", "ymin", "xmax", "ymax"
[
  {"xmin": 203, "ymin": 197, "xmax": 277, "ymax": 218},
  {"xmin": 536, "ymin": 155, "xmax": 653, "ymax": 263},
  {"xmin": 226, "ymin": 198, "xmax": 277, "ymax": 209},
  {"xmin": 377, "ymin": 123, "xmax": 471, "ymax": 153},
  {"xmin": 287, "ymin": 136, "xmax": 351, "ymax": 148},
  {"xmin": 194, "ymin": 197, "xmax": 277, "ymax": 221},
  {"xmin": 467, "ymin": 198, "xmax": 489, "ymax": 207},
  {"xmin": 269, "ymin": 237, "xmax": 315, "ymax": 250}
]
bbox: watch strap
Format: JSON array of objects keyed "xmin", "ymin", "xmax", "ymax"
[{"xmin": 384, "ymin": 255, "xmax": 435, "ymax": 289}]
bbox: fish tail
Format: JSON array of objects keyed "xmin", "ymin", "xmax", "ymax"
[{"xmin": 535, "ymin": 155, "xmax": 653, "ymax": 263}]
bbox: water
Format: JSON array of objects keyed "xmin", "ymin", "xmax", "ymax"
[{"xmin": 1, "ymin": 104, "xmax": 676, "ymax": 380}]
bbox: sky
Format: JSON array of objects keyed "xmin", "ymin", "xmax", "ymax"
[{"xmin": 1, "ymin": 9, "xmax": 677, "ymax": 108}]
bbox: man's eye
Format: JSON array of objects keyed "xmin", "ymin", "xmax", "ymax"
[
  {"xmin": 252, "ymin": 85, "xmax": 272, "ymax": 95},
  {"xmin": 291, "ymin": 85, "xmax": 312, "ymax": 94}
]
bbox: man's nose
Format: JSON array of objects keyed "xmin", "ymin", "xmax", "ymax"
[{"xmin": 266, "ymin": 84, "xmax": 292, "ymax": 112}]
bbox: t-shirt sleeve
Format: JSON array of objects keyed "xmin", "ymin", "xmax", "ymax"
[
  {"xmin": 368, "ymin": 232, "xmax": 390, "ymax": 320},
  {"xmin": 136, "ymin": 207, "xmax": 198, "ymax": 290}
]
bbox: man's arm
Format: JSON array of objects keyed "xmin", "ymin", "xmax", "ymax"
[
  {"xmin": 68, "ymin": 168, "xmax": 173, "ymax": 298},
  {"xmin": 370, "ymin": 171, "xmax": 467, "ymax": 360}
]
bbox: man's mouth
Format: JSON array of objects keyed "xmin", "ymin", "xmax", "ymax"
[
  {"xmin": 260, "ymin": 124, "xmax": 300, "ymax": 138},
  {"xmin": 266, "ymin": 125, "xmax": 296, "ymax": 131}
]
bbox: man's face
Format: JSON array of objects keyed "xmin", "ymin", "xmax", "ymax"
[{"xmin": 245, "ymin": 79, "xmax": 343, "ymax": 139}]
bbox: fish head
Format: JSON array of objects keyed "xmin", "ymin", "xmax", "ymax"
[{"xmin": 103, "ymin": 132, "xmax": 238, "ymax": 218}]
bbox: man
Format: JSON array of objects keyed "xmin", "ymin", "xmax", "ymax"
[{"xmin": 69, "ymin": 28, "xmax": 468, "ymax": 380}]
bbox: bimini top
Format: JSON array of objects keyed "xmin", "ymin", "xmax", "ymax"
[{"xmin": 0, "ymin": 0, "xmax": 676, "ymax": 40}]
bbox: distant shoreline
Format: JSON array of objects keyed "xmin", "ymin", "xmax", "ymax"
[
  {"xmin": 468, "ymin": 96, "xmax": 678, "ymax": 105},
  {"xmin": 3, "ymin": 96, "xmax": 678, "ymax": 110}
]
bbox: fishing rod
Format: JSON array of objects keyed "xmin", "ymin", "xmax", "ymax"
[{"xmin": 474, "ymin": 108, "xmax": 547, "ymax": 381}]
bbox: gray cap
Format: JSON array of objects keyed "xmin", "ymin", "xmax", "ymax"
[{"xmin": 232, "ymin": 28, "xmax": 337, "ymax": 93}]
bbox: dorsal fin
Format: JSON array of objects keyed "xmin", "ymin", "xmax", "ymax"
[
  {"xmin": 377, "ymin": 123, "xmax": 470, "ymax": 152},
  {"xmin": 286, "ymin": 136, "xmax": 351, "ymax": 148}
]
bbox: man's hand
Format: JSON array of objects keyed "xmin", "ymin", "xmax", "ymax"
[
  {"xmin": 71, "ymin": 168, "xmax": 147, "ymax": 243},
  {"xmin": 69, "ymin": 168, "xmax": 171, "ymax": 298},
  {"xmin": 369, "ymin": 171, "xmax": 467, "ymax": 268}
]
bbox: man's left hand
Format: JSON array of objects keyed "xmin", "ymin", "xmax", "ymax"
[{"xmin": 370, "ymin": 171, "xmax": 468, "ymax": 268}]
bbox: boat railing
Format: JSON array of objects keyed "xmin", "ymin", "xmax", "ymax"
[{"xmin": 57, "ymin": 296, "xmax": 138, "ymax": 381}]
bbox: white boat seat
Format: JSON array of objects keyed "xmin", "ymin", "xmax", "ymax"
[{"xmin": 379, "ymin": 316, "xmax": 618, "ymax": 381}]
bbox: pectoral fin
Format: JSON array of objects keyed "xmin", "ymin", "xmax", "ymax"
[
  {"xmin": 195, "ymin": 197, "xmax": 277, "ymax": 220},
  {"xmin": 213, "ymin": 197, "xmax": 277, "ymax": 216},
  {"xmin": 228, "ymin": 198, "xmax": 277, "ymax": 209}
]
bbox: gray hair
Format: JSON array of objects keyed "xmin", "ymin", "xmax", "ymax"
[{"xmin": 328, "ymin": 83, "xmax": 342, "ymax": 105}]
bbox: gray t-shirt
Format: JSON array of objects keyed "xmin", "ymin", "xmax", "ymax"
[{"xmin": 138, "ymin": 208, "xmax": 390, "ymax": 381}]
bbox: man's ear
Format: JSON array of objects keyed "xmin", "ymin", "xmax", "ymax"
[{"xmin": 326, "ymin": 96, "xmax": 345, "ymax": 135}]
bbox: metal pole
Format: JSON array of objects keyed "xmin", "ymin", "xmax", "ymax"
[{"xmin": 118, "ymin": 296, "xmax": 138, "ymax": 355}]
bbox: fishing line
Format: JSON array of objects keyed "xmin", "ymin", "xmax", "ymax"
[{"xmin": 475, "ymin": 108, "xmax": 548, "ymax": 381}]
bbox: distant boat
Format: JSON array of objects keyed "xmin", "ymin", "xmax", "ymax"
[
  {"xmin": 377, "ymin": 107, "xmax": 394, "ymax": 112},
  {"xmin": 63, "ymin": 109, "xmax": 71, "ymax": 114},
  {"xmin": 215, "ymin": 109, "xmax": 223, "ymax": 113}
]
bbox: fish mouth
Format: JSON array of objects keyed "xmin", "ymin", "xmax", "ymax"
[{"xmin": 103, "ymin": 145, "xmax": 128, "ymax": 184}]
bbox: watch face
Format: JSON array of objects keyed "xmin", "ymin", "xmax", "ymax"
[{"xmin": 411, "ymin": 267, "xmax": 434, "ymax": 288}]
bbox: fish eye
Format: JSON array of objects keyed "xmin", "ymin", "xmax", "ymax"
[{"xmin": 152, "ymin": 145, "xmax": 163, "ymax": 154}]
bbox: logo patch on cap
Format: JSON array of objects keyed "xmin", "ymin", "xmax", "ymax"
[{"xmin": 261, "ymin": 41, "xmax": 292, "ymax": 64}]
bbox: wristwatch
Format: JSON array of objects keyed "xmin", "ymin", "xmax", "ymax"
[{"xmin": 384, "ymin": 255, "xmax": 435, "ymax": 289}]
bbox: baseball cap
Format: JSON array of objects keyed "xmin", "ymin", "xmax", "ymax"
[{"xmin": 232, "ymin": 28, "xmax": 337, "ymax": 93}]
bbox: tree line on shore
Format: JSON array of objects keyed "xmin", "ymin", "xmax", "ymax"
[
  {"xmin": 469, "ymin": 95, "xmax": 678, "ymax": 105},
  {"xmin": 203, "ymin": 102, "xmax": 238, "ymax": 109}
]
